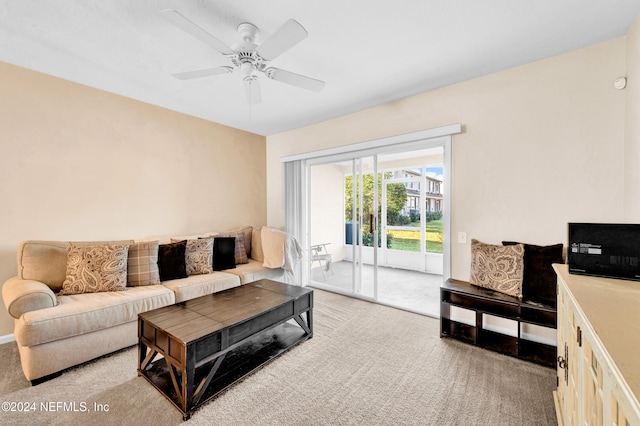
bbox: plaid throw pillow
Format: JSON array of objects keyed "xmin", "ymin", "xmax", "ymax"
[{"xmin": 127, "ymin": 241, "xmax": 161, "ymax": 286}]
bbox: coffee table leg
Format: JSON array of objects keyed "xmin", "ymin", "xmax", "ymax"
[
  {"xmin": 181, "ymin": 348, "xmax": 195, "ymax": 418},
  {"xmin": 193, "ymin": 353, "xmax": 227, "ymax": 405},
  {"xmin": 292, "ymin": 310, "xmax": 313, "ymax": 336},
  {"xmin": 139, "ymin": 348, "xmax": 159, "ymax": 372},
  {"xmin": 137, "ymin": 341, "xmax": 146, "ymax": 375}
]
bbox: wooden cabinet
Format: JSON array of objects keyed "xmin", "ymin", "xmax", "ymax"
[{"xmin": 554, "ymin": 265, "xmax": 640, "ymax": 426}]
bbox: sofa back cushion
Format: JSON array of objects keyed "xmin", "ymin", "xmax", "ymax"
[
  {"xmin": 251, "ymin": 227, "xmax": 265, "ymax": 262},
  {"xmin": 18, "ymin": 241, "xmax": 70, "ymax": 292}
]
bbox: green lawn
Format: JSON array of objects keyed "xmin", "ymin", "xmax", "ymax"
[{"xmin": 389, "ymin": 220, "xmax": 443, "ymax": 253}]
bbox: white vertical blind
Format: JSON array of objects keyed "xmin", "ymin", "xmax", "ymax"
[{"xmin": 284, "ymin": 159, "xmax": 307, "ymax": 284}]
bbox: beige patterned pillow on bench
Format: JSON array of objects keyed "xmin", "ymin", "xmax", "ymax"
[{"xmin": 470, "ymin": 239, "xmax": 524, "ymax": 298}]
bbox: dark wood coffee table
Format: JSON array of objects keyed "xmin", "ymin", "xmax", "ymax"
[{"xmin": 137, "ymin": 279, "xmax": 313, "ymax": 420}]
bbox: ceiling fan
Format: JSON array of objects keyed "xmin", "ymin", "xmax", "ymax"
[{"xmin": 160, "ymin": 9, "xmax": 326, "ymax": 104}]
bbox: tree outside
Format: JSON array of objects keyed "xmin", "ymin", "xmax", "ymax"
[
  {"xmin": 344, "ymin": 172, "xmax": 406, "ymax": 222},
  {"xmin": 345, "ymin": 172, "xmax": 443, "ymax": 253},
  {"xmin": 344, "ymin": 173, "xmax": 407, "ymax": 248}
]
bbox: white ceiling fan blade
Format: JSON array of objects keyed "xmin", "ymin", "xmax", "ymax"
[
  {"xmin": 244, "ymin": 78, "xmax": 262, "ymax": 104},
  {"xmin": 266, "ymin": 68, "xmax": 325, "ymax": 92},
  {"xmin": 256, "ymin": 19, "xmax": 308, "ymax": 61},
  {"xmin": 172, "ymin": 66, "xmax": 233, "ymax": 80},
  {"xmin": 160, "ymin": 9, "xmax": 234, "ymax": 56}
]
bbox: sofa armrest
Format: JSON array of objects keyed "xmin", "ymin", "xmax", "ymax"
[{"xmin": 2, "ymin": 277, "xmax": 58, "ymax": 319}]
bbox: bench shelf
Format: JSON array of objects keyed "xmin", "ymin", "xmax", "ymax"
[{"xmin": 440, "ymin": 278, "xmax": 556, "ymax": 368}]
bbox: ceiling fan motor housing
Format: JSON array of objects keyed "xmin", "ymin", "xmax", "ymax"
[{"xmin": 232, "ymin": 23, "xmax": 266, "ymax": 77}]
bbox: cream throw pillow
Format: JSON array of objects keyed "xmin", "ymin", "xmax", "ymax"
[
  {"xmin": 60, "ymin": 243, "xmax": 130, "ymax": 295},
  {"xmin": 470, "ymin": 239, "xmax": 524, "ymax": 298}
]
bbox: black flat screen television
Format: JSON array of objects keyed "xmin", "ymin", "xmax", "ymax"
[{"xmin": 568, "ymin": 223, "xmax": 640, "ymax": 281}]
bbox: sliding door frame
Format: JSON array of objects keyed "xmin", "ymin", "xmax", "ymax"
[
  {"xmin": 348, "ymin": 155, "xmax": 379, "ymax": 298},
  {"xmin": 283, "ymin": 124, "xmax": 460, "ymax": 297}
]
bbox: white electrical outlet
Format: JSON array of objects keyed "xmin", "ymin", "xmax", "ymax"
[{"xmin": 458, "ymin": 232, "xmax": 467, "ymax": 244}]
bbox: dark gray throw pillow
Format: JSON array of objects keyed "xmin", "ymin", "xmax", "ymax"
[
  {"xmin": 213, "ymin": 237, "xmax": 236, "ymax": 271},
  {"xmin": 158, "ymin": 240, "xmax": 188, "ymax": 282},
  {"xmin": 503, "ymin": 241, "xmax": 563, "ymax": 307}
]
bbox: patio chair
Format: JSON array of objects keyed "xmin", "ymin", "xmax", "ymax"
[{"xmin": 311, "ymin": 243, "xmax": 333, "ymax": 281}]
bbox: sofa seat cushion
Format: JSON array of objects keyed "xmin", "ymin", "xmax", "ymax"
[
  {"xmin": 223, "ymin": 259, "xmax": 285, "ymax": 284},
  {"xmin": 161, "ymin": 272, "xmax": 240, "ymax": 303},
  {"xmin": 15, "ymin": 285, "xmax": 175, "ymax": 347},
  {"xmin": 251, "ymin": 227, "xmax": 265, "ymax": 262}
]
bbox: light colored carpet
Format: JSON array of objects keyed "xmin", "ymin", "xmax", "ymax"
[{"xmin": 0, "ymin": 289, "xmax": 557, "ymax": 425}]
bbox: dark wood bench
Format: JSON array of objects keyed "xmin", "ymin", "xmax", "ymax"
[{"xmin": 440, "ymin": 278, "xmax": 556, "ymax": 368}]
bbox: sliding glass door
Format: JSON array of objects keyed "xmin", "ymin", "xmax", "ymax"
[
  {"xmin": 349, "ymin": 156, "xmax": 378, "ymax": 299},
  {"xmin": 303, "ymin": 135, "xmax": 451, "ymax": 316},
  {"xmin": 309, "ymin": 155, "xmax": 378, "ymax": 300}
]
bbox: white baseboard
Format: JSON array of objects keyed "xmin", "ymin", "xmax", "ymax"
[{"xmin": 0, "ymin": 334, "xmax": 15, "ymax": 344}]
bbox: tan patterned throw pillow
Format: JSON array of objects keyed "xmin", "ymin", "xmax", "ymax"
[
  {"xmin": 127, "ymin": 241, "xmax": 161, "ymax": 286},
  {"xmin": 60, "ymin": 243, "xmax": 130, "ymax": 295},
  {"xmin": 470, "ymin": 239, "xmax": 524, "ymax": 298},
  {"xmin": 171, "ymin": 237, "xmax": 213, "ymax": 275}
]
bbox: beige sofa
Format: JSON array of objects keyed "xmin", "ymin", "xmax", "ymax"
[{"xmin": 2, "ymin": 226, "xmax": 285, "ymax": 384}]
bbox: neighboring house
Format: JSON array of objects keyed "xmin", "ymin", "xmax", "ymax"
[{"xmin": 394, "ymin": 169, "xmax": 443, "ymax": 215}]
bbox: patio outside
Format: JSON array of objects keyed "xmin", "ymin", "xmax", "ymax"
[
  {"xmin": 310, "ymin": 261, "xmax": 442, "ymax": 317},
  {"xmin": 308, "ymin": 152, "xmax": 446, "ymax": 318}
]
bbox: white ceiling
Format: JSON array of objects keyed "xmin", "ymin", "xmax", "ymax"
[{"xmin": 1, "ymin": 1, "xmax": 639, "ymax": 136}]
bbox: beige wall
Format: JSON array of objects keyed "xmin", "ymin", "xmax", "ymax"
[
  {"xmin": 267, "ymin": 38, "xmax": 627, "ymax": 282},
  {"xmin": 625, "ymin": 16, "xmax": 640, "ymax": 220},
  {"xmin": 0, "ymin": 62, "xmax": 266, "ymax": 336}
]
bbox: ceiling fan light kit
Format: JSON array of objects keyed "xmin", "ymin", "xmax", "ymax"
[{"xmin": 161, "ymin": 9, "xmax": 325, "ymax": 104}]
